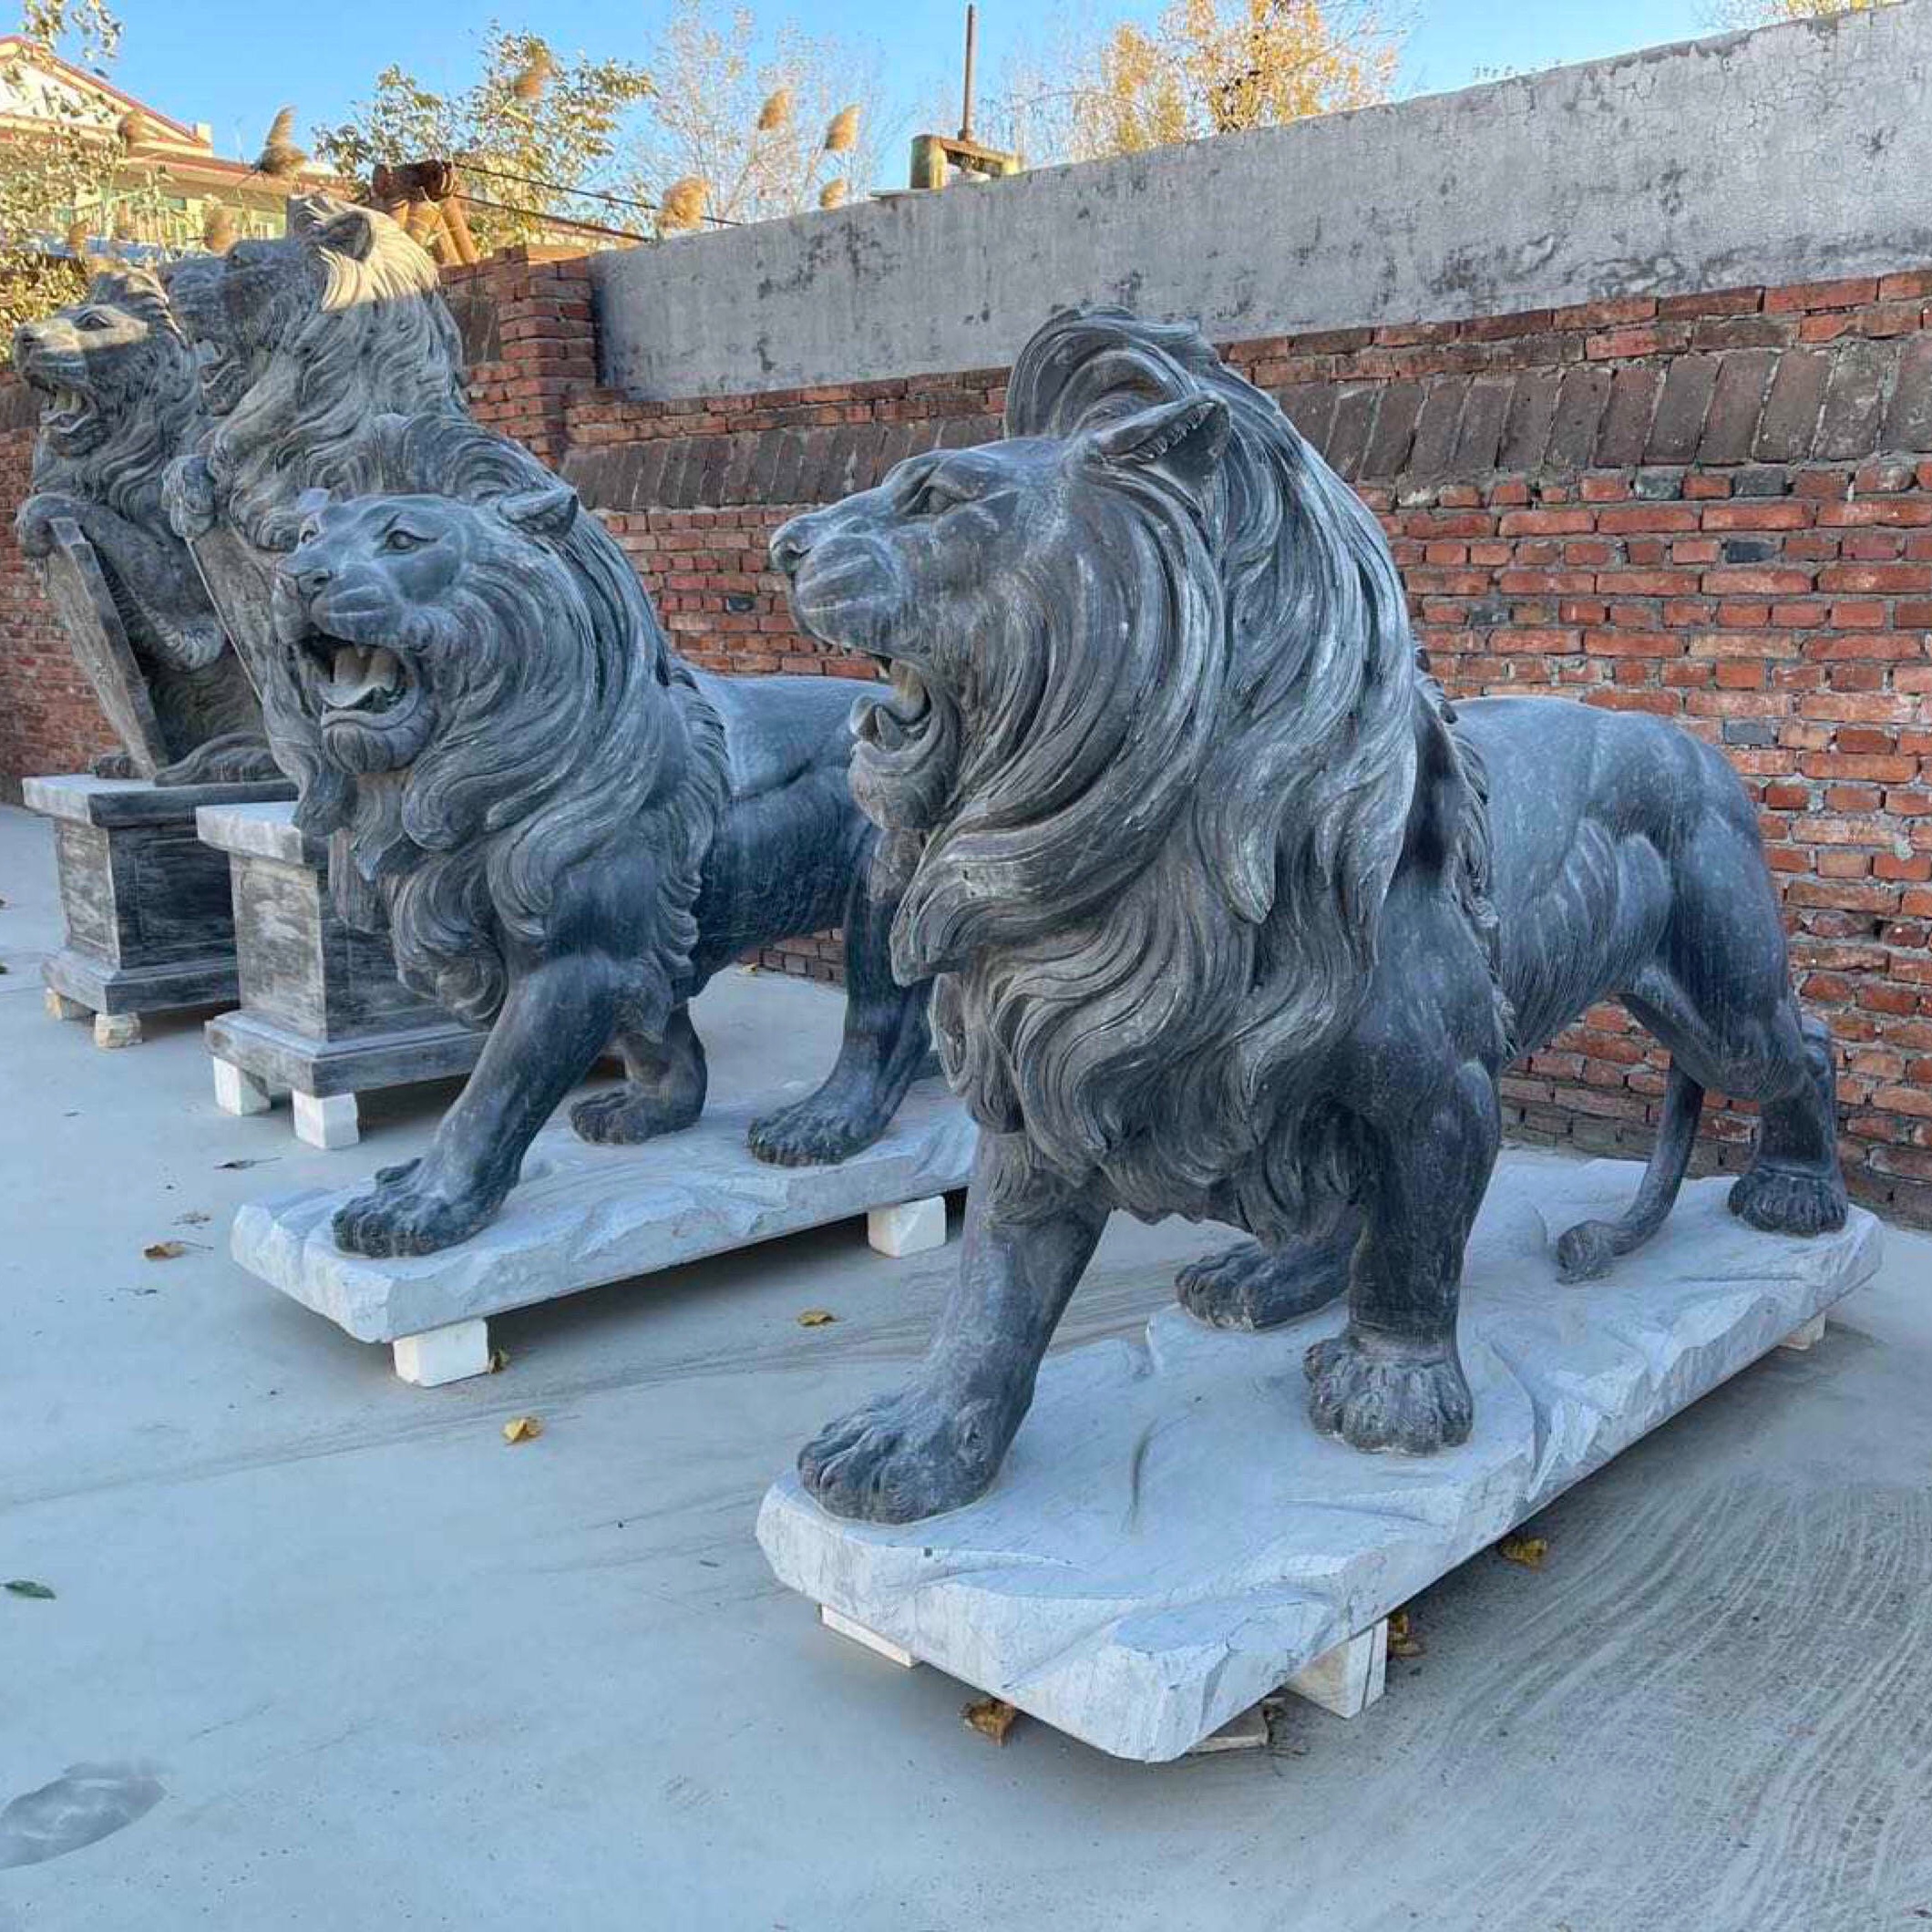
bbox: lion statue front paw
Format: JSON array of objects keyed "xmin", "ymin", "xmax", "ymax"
[
  {"xmin": 798, "ymin": 1384, "xmax": 1012, "ymax": 1523},
  {"xmin": 331, "ymin": 1157, "xmax": 503, "ymax": 1258},
  {"xmin": 1304, "ymin": 1329, "xmax": 1473, "ymax": 1455},
  {"xmin": 747, "ymin": 1092, "xmax": 886, "ymax": 1168}
]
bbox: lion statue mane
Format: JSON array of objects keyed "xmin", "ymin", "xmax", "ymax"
[
  {"xmin": 866, "ymin": 311, "xmax": 1502, "ymax": 1242},
  {"xmin": 773, "ymin": 308, "xmax": 1846, "ymax": 1522},
  {"xmin": 13, "ymin": 263, "xmax": 267, "ymax": 778}
]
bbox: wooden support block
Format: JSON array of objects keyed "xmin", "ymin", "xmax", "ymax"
[
  {"xmin": 212, "ymin": 1057, "xmax": 273, "ymax": 1116},
  {"xmin": 819, "ymin": 1605, "xmax": 918, "ymax": 1668},
  {"xmin": 392, "ymin": 1319, "xmax": 491, "ymax": 1386},
  {"xmin": 1780, "ymin": 1312, "xmax": 1828, "ymax": 1351},
  {"xmin": 93, "ymin": 1012, "xmax": 141, "ymax": 1049},
  {"xmin": 1187, "ymin": 1704, "xmax": 1270, "ymax": 1754},
  {"xmin": 868, "ymin": 1195, "xmax": 947, "ymax": 1258},
  {"xmin": 44, "ymin": 988, "xmax": 90, "ymax": 1023},
  {"xmin": 292, "ymin": 1090, "xmax": 359, "ymax": 1150},
  {"xmin": 1284, "ymin": 1619, "xmax": 1387, "ymax": 1720}
]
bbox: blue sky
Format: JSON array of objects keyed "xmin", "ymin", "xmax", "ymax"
[{"xmin": 104, "ymin": 0, "xmax": 1718, "ymax": 168}]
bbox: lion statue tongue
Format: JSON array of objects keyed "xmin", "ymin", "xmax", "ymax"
[{"xmin": 320, "ymin": 643, "xmax": 405, "ymax": 714}]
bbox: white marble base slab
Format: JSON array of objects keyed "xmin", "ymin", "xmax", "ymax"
[
  {"xmin": 231, "ymin": 1084, "xmax": 977, "ymax": 1354},
  {"xmin": 756, "ymin": 1156, "xmax": 1882, "ymax": 1764}
]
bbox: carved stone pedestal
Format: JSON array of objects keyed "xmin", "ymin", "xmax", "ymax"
[
  {"xmin": 25, "ymin": 773, "xmax": 293, "ymax": 1043},
  {"xmin": 195, "ymin": 802, "xmax": 485, "ymax": 1149},
  {"xmin": 756, "ymin": 1155, "xmax": 1883, "ymax": 1763},
  {"xmin": 229, "ymin": 1084, "xmax": 975, "ymax": 1383}
]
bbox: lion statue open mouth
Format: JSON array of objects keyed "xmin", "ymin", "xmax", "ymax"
[
  {"xmin": 269, "ymin": 414, "xmax": 933, "ymax": 1259},
  {"xmin": 772, "ymin": 308, "xmax": 1849, "ymax": 1525},
  {"xmin": 12, "ymin": 265, "xmax": 272, "ymax": 782}
]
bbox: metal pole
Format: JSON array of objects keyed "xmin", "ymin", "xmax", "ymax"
[{"xmin": 960, "ymin": 4, "xmax": 977, "ymax": 141}]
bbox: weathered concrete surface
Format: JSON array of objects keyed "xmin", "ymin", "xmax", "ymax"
[
  {"xmin": 760, "ymin": 1164, "xmax": 1881, "ymax": 1761},
  {"xmin": 594, "ymin": 8, "xmax": 1932, "ymax": 399},
  {"xmin": 4, "ymin": 800, "xmax": 1931, "ymax": 1929}
]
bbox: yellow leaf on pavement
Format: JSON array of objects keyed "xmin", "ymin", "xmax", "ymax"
[{"xmin": 502, "ymin": 1415, "xmax": 542, "ymax": 1444}]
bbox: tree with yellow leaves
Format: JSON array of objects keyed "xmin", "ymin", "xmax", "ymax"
[{"xmin": 987, "ymin": 0, "xmax": 1399, "ymax": 166}]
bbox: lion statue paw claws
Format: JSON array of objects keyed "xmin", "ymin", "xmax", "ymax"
[
  {"xmin": 1304, "ymin": 1331, "xmax": 1473, "ymax": 1456},
  {"xmin": 1176, "ymin": 1238, "xmax": 1351, "ymax": 1331},
  {"xmin": 331, "ymin": 1164, "xmax": 498, "ymax": 1258},
  {"xmin": 799, "ymin": 1388, "xmax": 1006, "ymax": 1524},
  {"xmin": 569, "ymin": 1089, "xmax": 703, "ymax": 1147},
  {"xmin": 747, "ymin": 1100, "xmax": 879, "ymax": 1169},
  {"xmin": 1728, "ymin": 1166, "xmax": 1847, "ymax": 1238}
]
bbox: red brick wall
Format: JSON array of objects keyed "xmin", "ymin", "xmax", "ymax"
[
  {"xmin": 0, "ymin": 382, "xmax": 118, "ymax": 793},
  {"xmin": 5, "ymin": 251, "xmax": 1931, "ymax": 1221}
]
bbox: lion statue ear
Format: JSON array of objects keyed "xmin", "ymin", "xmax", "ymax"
[
  {"xmin": 1089, "ymin": 394, "xmax": 1230, "ymax": 492},
  {"xmin": 305, "ymin": 202, "xmax": 379, "ymax": 262},
  {"xmin": 498, "ymin": 482, "xmax": 579, "ymax": 539}
]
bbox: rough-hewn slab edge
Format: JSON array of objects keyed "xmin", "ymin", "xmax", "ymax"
[
  {"xmin": 205, "ymin": 1010, "xmax": 485, "ymax": 1099},
  {"xmin": 231, "ymin": 1084, "xmax": 976, "ymax": 1343},
  {"xmin": 25, "ymin": 774, "xmax": 293, "ymax": 827}
]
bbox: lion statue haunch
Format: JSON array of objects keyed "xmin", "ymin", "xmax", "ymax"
[
  {"xmin": 13, "ymin": 263, "xmax": 272, "ymax": 782},
  {"xmin": 771, "ymin": 308, "xmax": 1849, "ymax": 1525},
  {"xmin": 161, "ymin": 194, "xmax": 468, "ymax": 795},
  {"xmin": 269, "ymin": 413, "xmax": 932, "ymax": 1258}
]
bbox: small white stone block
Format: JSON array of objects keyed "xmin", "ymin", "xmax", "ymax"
[
  {"xmin": 211, "ymin": 1057, "xmax": 273, "ymax": 1117},
  {"xmin": 92, "ymin": 1012, "xmax": 140, "ymax": 1049},
  {"xmin": 392, "ymin": 1319, "xmax": 491, "ymax": 1386},
  {"xmin": 1187, "ymin": 1704, "xmax": 1270, "ymax": 1754},
  {"xmin": 1285, "ymin": 1620, "xmax": 1387, "ymax": 1720},
  {"xmin": 819, "ymin": 1605, "xmax": 918, "ymax": 1669},
  {"xmin": 44, "ymin": 988, "xmax": 89, "ymax": 1023},
  {"xmin": 292, "ymin": 1090, "xmax": 359, "ymax": 1150},
  {"xmin": 868, "ymin": 1195, "xmax": 947, "ymax": 1258},
  {"xmin": 1780, "ymin": 1311, "xmax": 1828, "ymax": 1351}
]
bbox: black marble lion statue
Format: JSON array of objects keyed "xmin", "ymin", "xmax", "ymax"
[
  {"xmin": 13, "ymin": 262, "xmax": 272, "ymax": 781},
  {"xmin": 770, "ymin": 308, "xmax": 1848, "ymax": 1524},
  {"xmin": 269, "ymin": 413, "xmax": 931, "ymax": 1258}
]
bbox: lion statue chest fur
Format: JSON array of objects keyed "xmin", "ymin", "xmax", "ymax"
[
  {"xmin": 768, "ymin": 308, "xmax": 1847, "ymax": 1525},
  {"xmin": 13, "ymin": 264, "xmax": 263, "ymax": 778}
]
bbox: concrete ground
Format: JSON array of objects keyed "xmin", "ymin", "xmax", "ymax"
[{"xmin": 1, "ymin": 798, "xmax": 1928, "ymax": 1932}]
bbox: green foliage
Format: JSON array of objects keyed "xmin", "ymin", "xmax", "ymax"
[{"xmin": 313, "ymin": 25, "xmax": 654, "ymax": 249}]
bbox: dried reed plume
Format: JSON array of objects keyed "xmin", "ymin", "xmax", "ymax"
[
  {"xmin": 253, "ymin": 106, "xmax": 306, "ymax": 179},
  {"xmin": 823, "ymin": 105, "xmax": 859, "ymax": 152},
  {"xmin": 115, "ymin": 109, "xmax": 147, "ymax": 147},
  {"xmin": 817, "ymin": 177, "xmax": 847, "ymax": 209},
  {"xmin": 756, "ymin": 87, "xmax": 792, "ymax": 132},
  {"xmin": 62, "ymin": 217, "xmax": 90, "ymax": 258},
  {"xmin": 202, "ymin": 203, "xmax": 237, "ymax": 252},
  {"xmin": 510, "ymin": 48, "xmax": 553, "ymax": 103},
  {"xmin": 658, "ymin": 175, "xmax": 709, "ymax": 234}
]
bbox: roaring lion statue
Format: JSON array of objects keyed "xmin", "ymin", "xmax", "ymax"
[
  {"xmin": 270, "ymin": 413, "xmax": 932, "ymax": 1258},
  {"xmin": 162, "ymin": 195, "xmax": 468, "ymax": 791},
  {"xmin": 771, "ymin": 309, "xmax": 1849, "ymax": 1524},
  {"xmin": 13, "ymin": 263, "xmax": 271, "ymax": 781}
]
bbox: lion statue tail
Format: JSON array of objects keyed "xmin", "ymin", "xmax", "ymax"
[{"xmin": 1550, "ymin": 1063, "xmax": 1708, "ymax": 1282}]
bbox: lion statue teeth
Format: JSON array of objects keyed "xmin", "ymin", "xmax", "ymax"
[
  {"xmin": 772, "ymin": 307, "xmax": 1849, "ymax": 1525},
  {"xmin": 272, "ymin": 413, "xmax": 933, "ymax": 1259},
  {"xmin": 13, "ymin": 264, "xmax": 272, "ymax": 783}
]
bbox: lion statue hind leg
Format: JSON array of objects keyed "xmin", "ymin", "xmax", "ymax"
[
  {"xmin": 1729, "ymin": 1012, "xmax": 1849, "ymax": 1237},
  {"xmin": 570, "ymin": 1007, "xmax": 708, "ymax": 1146},
  {"xmin": 1177, "ymin": 1213, "xmax": 1361, "ymax": 1330},
  {"xmin": 1555, "ymin": 1064, "xmax": 1706, "ymax": 1281}
]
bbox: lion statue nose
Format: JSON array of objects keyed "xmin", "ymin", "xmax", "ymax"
[
  {"xmin": 291, "ymin": 557, "xmax": 334, "ymax": 597},
  {"xmin": 768, "ymin": 517, "xmax": 813, "ymax": 577}
]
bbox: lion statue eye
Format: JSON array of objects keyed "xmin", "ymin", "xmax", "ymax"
[
  {"xmin": 77, "ymin": 312, "xmax": 111, "ymax": 332},
  {"xmin": 383, "ymin": 528, "xmax": 426, "ymax": 553},
  {"xmin": 909, "ymin": 475, "xmax": 970, "ymax": 517}
]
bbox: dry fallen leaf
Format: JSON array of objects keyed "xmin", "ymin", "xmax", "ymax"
[
  {"xmin": 962, "ymin": 1696, "xmax": 1018, "ymax": 1744},
  {"xmin": 174, "ymin": 1210, "xmax": 211, "ymax": 1227},
  {"xmin": 5, "ymin": 1579, "xmax": 56, "ymax": 1599},
  {"xmin": 1498, "ymin": 1534, "xmax": 1547, "ymax": 1571},
  {"xmin": 796, "ymin": 1309, "xmax": 837, "ymax": 1328},
  {"xmin": 216, "ymin": 1157, "xmax": 277, "ymax": 1171},
  {"xmin": 142, "ymin": 1240, "xmax": 189, "ymax": 1261},
  {"xmin": 488, "ymin": 1346, "xmax": 510, "ymax": 1373},
  {"xmin": 502, "ymin": 1415, "xmax": 542, "ymax": 1444},
  {"xmin": 1388, "ymin": 1608, "xmax": 1426, "ymax": 1660}
]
